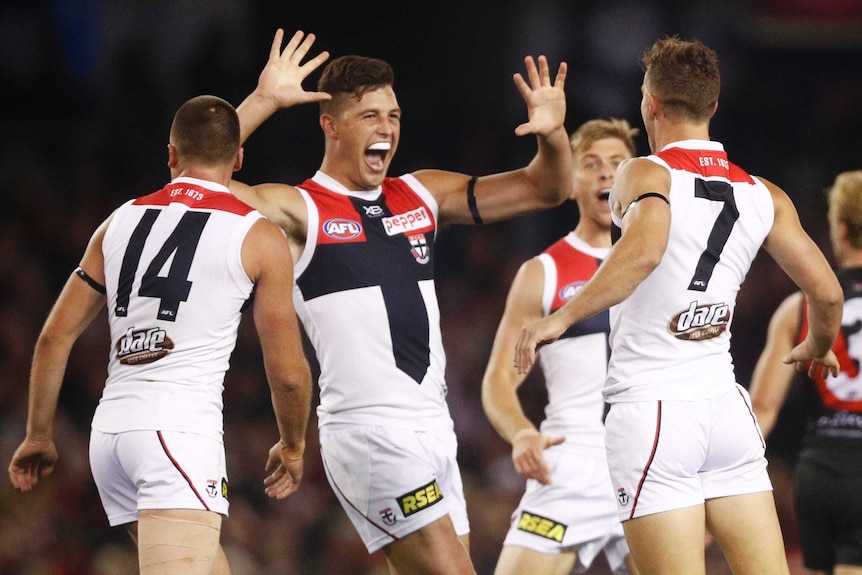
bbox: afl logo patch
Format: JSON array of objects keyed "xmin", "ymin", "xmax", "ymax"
[
  {"xmin": 323, "ymin": 218, "xmax": 362, "ymax": 239},
  {"xmin": 559, "ymin": 281, "xmax": 585, "ymax": 302}
]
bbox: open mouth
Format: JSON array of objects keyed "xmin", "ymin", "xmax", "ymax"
[
  {"xmin": 598, "ymin": 188, "xmax": 611, "ymax": 201},
  {"xmin": 365, "ymin": 142, "xmax": 391, "ymax": 171}
]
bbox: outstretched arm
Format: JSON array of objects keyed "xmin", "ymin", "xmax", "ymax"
[
  {"xmin": 482, "ymin": 259, "xmax": 564, "ymax": 485},
  {"xmin": 515, "ymin": 158, "xmax": 671, "ymax": 373},
  {"xmin": 237, "ymin": 28, "xmax": 331, "ymax": 144},
  {"xmin": 749, "ymin": 292, "xmax": 803, "ymax": 438},
  {"xmin": 761, "ymin": 176, "xmax": 842, "ymax": 378},
  {"xmin": 415, "ymin": 55, "xmax": 572, "ymax": 226},
  {"xmin": 9, "ymin": 218, "xmax": 109, "ymax": 492}
]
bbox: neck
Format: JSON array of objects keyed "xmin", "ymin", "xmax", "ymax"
[
  {"xmin": 840, "ymin": 249, "xmax": 862, "ymax": 269},
  {"xmin": 573, "ymin": 222, "xmax": 611, "ymax": 249},
  {"xmin": 173, "ymin": 166, "xmax": 233, "ymax": 188},
  {"xmin": 653, "ymin": 122, "xmax": 710, "ymax": 152}
]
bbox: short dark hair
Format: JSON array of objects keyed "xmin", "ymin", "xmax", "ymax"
[
  {"xmin": 169, "ymin": 95, "xmax": 240, "ymax": 165},
  {"xmin": 641, "ymin": 36, "xmax": 720, "ymax": 122},
  {"xmin": 317, "ymin": 55, "xmax": 395, "ymax": 114}
]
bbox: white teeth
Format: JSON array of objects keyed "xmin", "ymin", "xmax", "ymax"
[{"xmin": 368, "ymin": 142, "xmax": 391, "ymax": 151}]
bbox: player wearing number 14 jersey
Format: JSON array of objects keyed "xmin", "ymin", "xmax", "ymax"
[
  {"xmin": 8, "ymin": 96, "xmax": 312, "ymax": 575},
  {"xmin": 514, "ymin": 38, "xmax": 842, "ymax": 575}
]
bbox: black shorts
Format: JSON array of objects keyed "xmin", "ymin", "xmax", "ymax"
[{"xmin": 795, "ymin": 459, "xmax": 862, "ymax": 570}]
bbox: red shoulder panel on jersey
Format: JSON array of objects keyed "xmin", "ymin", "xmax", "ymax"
[
  {"xmin": 134, "ymin": 182, "xmax": 256, "ymax": 215},
  {"xmin": 656, "ymin": 148, "xmax": 755, "ymax": 184}
]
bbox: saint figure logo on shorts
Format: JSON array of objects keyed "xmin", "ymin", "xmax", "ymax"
[
  {"xmin": 206, "ymin": 479, "xmax": 218, "ymax": 498},
  {"xmin": 617, "ymin": 487, "xmax": 630, "ymax": 506},
  {"xmin": 408, "ymin": 233, "xmax": 430, "ymax": 264},
  {"xmin": 379, "ymin": 507, "xmax": 397, "ymax": 526}
]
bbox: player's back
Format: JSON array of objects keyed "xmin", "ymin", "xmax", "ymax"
[
  {"xmin": 93, "ymin": 177, "xmax": 262, "ymax": 439},
  {"xmin": 606, "ymin": 140, "xmax": 774, "ymax": 403}
]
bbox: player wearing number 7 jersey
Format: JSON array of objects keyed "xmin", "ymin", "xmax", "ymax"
[
  {"xmin": 8, "ymin": 95, "xmax": 312, "ymax": 575},
  {"xmin": 514, "ymin": 36, "xmax": 843, "ymax": 575}
]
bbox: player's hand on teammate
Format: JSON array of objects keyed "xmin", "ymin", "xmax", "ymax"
[{"xmin": 514, "ymin": 314, "xmax": 569, "ymax": 374}]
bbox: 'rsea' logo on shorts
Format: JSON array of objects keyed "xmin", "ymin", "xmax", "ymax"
[
  {"xmin": 516, "ymin": 511, "xmax": 567, "ymax": 542},
  {"xmin": 396, "ymin": 480, "xmax": 443, "ymax": 517}
]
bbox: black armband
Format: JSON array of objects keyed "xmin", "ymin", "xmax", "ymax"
[
  {"xmin": 74, "ymin": 266, "xmax": 107, "ymax": 294},
  {"xmin": 622, "ymin": 192, "xmax": 669, "ymax": 217},
  {"xmin": 467, "ymin": 176, "xmax": 483, "ymax": 225}
]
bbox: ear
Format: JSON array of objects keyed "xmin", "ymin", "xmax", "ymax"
[
  {"xmin": 647, "ymin": 93, "xmax": 662, "ymax": 119},
  {"xmin": 167, "ymin": 143, "xmax": 178, "ymax": 169},
  {"xmin": 233, "ymin": 147, "xmax": 244, "ymax": 172},
  {"xmin": 838, "ymin": 220, "xmax": 850, "ymax": 242},
  {"xmin": 320, "ymin": 114, "xmax": 337, "ymax": 137}
]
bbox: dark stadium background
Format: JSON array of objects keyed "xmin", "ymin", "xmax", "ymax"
[{"xmin": 1, "ymin": 1, "xmax": 860, "ymax": 573}]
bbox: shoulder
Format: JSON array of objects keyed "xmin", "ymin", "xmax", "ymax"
[{"xmin": 614, "ymin": 157, "xmax": 671, "ymax": 211}]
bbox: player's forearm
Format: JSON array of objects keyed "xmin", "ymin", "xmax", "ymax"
[
  {"xmin": 804, "ymin": 282, "xmax": 843, "ymax": 356},
  {"xmin": 237, "ymin": 91, "xmax": 279, "ymax": 145},
  {"xmin": 270, "ymin": 369, "xmax": 312, "ymax": 454},
  {"xmin": 481, "ymin": 371, "xmax": 534, "ymax": 444},
  {"xmin": 25, "ymin": 338, "xmax": 72, "ymax": 438},
  {"xmin": 525, "ymin": 125, "xmax": 574, "ymax": 206}
]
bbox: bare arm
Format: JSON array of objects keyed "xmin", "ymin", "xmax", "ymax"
[
  {"xmin": 481, "ymin": 259, "xmax": 564, "ymax": 485},
  {"xmin": 415, "ymin": 55, "xmax": 571, "ymax": 226},
  {"xmin": 749, "ymin": 292, "xmax": 803, "ymax": 438},
  {"xmin": 230, "ymin": 180, "xmax": 308, "ymax": 261},
  {"xmin": 242, "ymin": 219, "xmax": 312, "ymax": 500},
  {"xmin": 760, "ymin": 177, "xmax": 842, "ymax": 377},
  {"xmin": 237, "ymin": 28, "xmax": 331, "ymax": 144},
  {"xmin": 515, "ymin": 158, "xmax": 671, "ymax": 373},
  {"xmin": 9, "ymin": 218, "xmax": 110, "ymax": 492}
]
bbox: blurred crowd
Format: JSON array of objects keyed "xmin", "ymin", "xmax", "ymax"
[{"xmin": 2, "ymin": 1, "xmax": 861, "ymax": 574}]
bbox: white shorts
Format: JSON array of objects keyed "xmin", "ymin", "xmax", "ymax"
[
  {"xmin": 89, "ymin": 429, "xmax": 229, "ymax": 527},
  {"xmin": 605, "ymin": 384, "xmax": 771, "ymax": 521},
  {"xmin": 319, "ymin": 423, "xmax": 469, "ymax": 553},
  {"xmin": 503, "ymin": 447, "xmax": 630, "ymax": 574}
]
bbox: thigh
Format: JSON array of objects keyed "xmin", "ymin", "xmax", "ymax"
[
  {"xmin": 384, "ymin": 514, "xmax": 475, "ymax": 575},
  {"xmin": 704, "ymin": 491, "xmax": 789, "ymax": 575},
  {"xmin": 795, "ymin": 461, "xmax": 835, "ymax": 571},
  {"xmin": 797, "ymin": 460, "xmax": 862, "ymax": 570},
  {"xmin": 137, "ymin": 508, "xmax": 223, "ymax": 575},
  {"xmin": 622, "ymin": 504, "xmax": 707, "ymax": 575},
  {"xmin": 319, "ymin": 424, "xmax": 466, "ymax": 554},
  {"xmin": 494, "ymin": 544, "xmax": 576, "ymax": 575}
]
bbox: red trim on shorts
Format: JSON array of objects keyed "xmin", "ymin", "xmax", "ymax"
[
  {"xmin": 157, "ymin": 431, "xmax": 211, "ymax": 511},
  {"xmin": 320, "ymin": 449, "xmax": 400, "ymax": 540},
  {"xmin": 630, "ymin": 401, "xmax": 662, "ymax": 520},
  {"xmin": 735, "ymin": 386, "xmax": 766, "ymax": 450}
]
